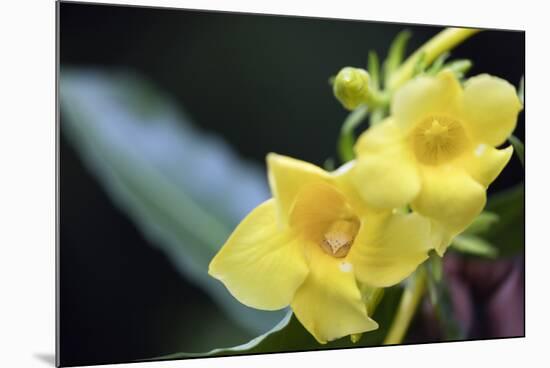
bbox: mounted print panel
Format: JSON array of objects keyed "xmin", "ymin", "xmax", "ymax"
[{"xmin": 57, "ymin": 2, "xmax": 525, "ymax": 366}]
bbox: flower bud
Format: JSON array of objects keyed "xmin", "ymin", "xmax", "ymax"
[{"xmin": 333, "ymin": 67, "xmax": 371, "ymax": 110}]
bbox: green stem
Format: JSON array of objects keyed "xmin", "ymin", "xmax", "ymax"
[
  {"xmin": 368, "ymin": 89, "xmax": 390, "ymax": 108},
  {"xmin": 388, "ymin": 28, "xmax": 481, "ymax": 91},
  {"xmin": 337, "ymin": 104, "xmax": 369, "ymax": 163},
  {"xmin": 383, "ymin": 269, "xmax": 427, "ymax": 345}
]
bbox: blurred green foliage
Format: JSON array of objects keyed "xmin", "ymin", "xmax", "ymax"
[
  {"xmin": 60, "ymin": 70, "xmax": 286, "ymax": 339},
  {"xmin": 483, "ymin": 184, "xmax": 524, "ymax": 256},
  {"xmin": 452, "ymin": 184, "xmax": 524, "ymax": 258},
  {"xmin": 156, "ymin": 286, "xmax": 403, "ymax": 359}
]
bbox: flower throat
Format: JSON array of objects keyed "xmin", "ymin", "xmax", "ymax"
[
  {"xmin": 320, "ymin": 219, "xmax": 359, "ymax": 258},
  {"xmin": 412, "ymin": 115, "xmax": 469, "ymax": 165}
]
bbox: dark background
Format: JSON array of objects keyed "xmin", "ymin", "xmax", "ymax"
[{"xmin": 58, "ymin": 1, "xmax": 525, "ymax": 366}]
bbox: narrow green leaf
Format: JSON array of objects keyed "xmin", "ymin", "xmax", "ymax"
[
  {"xmin": 425, "ymin": 256, "xmax": 464, "ymax": 340},
  {"xmin": 360, "ymin": 285, "xmax": 385, "ymax": 315},
  {"xmin": 383, "ymin": 30, "xmax": 412, "ymax": 86},
  {"xmin": 460, "ymin": 187, "xmax": 523, "ymax": 257},
  {"xmin": 482, "ymin": 184, "xmax": 524, "ymax": 256},
  {"xmin": 412, "ymin": 52, "xmax": 427, "ymax": 77},
  {"xmin": 426, "ymin": 52, "xmax": 450, "ymax": 75},
  {"xmin": 338, "ymin": 104, "xmax": 369, "ymax": 163},
  {"xmin": 463, "ymin": 211, "xmax": 500, "ymax": 235},
  {"xmin": 444, "ymin": 59, "xmax": 472, "ymax": 79},
  {"xmin": 508, "ymin": 134, "xmax": 525, "ymax": 167},
  {"xmin": 368, "ymin": 51, "xmax": 381, "ymax": 90},
  {"xmin": 451, "ymin": 235, "xmax": 499, "ymax": 259},
  {"xmin": 518, "ymin": 76, "xmax": 524, "ymax": 105}
]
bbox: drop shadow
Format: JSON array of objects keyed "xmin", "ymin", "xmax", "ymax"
[{"xmin": 34, "ymin": 353, "xmax": 56, "ymax": 366}]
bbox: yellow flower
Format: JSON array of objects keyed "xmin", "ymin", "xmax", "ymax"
[
  {"xmin": 352, "ymin": 70, "xmax": 522, "ymax": 255},
  {"xmin": 209, "ymin": 153, "xmax": 433, "ymax": 343}
]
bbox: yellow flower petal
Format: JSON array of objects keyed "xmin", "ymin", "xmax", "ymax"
[
  {"xmin": 267, "ymin": 153, "xmax": 330, "ymax": 225},
  {"xmin": 288, "ymin": 181, "xmax": 352, "ymax": 247},
  {"xmin": 429, "ymin": 219, "xmax": 455, "ymax": 256},
  {"xmin": 412, "ymin": 167, "xmax": 486, "ymax": 237},
  {"xmin": 355, "ymin": 118, "xmax": 403, "ymax": 154},
  {"xmin": 457, "ymin": 144, "xmax": 514, "ymax": 187},
  {"xmin": 349, "ymin": 212, "xmax": 432, "ymax": 287},
  {"xmin": 291, "ymin": 245, "xmax": 378, "ymax": 343},
  {"xmin": 209, "ymin": 199, "xmax": 309, "ymax": 310},
  {"xmin": 353, "ymin": 120, "xmax": 420, "ymax": 209},
  {"xmin": 461, "ymin": 74, "xmax": 522, "ymax": 146},
  {"xmin": 392, "ymin": 70, "xmax": 462, "ymax": 132},
  {"xmin": 351, "ymin": 144, "xmax": 421, "ymax": 209}
]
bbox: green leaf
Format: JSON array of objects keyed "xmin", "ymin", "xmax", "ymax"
[
  {"xmin": 157, "ymin": 310, "xmax": 296, "ymax": 359},
  {"xmin": 425, "ymin": 256, "xmax": 464, "ymax": 340},
  {"xmin": 453, "ymin": 185, "xmax": 525, "ymax": 259},
  {"xmin": 338, "ymin": 104, "xmax": 369, "ymax": 163},
  {"xmin": 368, "ymin": 51, "xmax": 381, "ymax": 90},
  {"xmin": 153, "ymin": 286, "xmax": 404, "ymax": 360},
  {"xmin": 60, "ymin": 69, "xmax": 285, "ymax": 335},
  {"xmin": 518, "ymin": 76, "xmax": 524, "ymax": 105},
  {"xmin": 451, "ymin": 235, "xmax": 499, "ymax": 259},
  {"xmin": 443, "ymin": 59, "xmax": 472, "ymax": 79},
  {"xmin": 426, "ymin": 52, "xmax": 450, "ymax": 75},
  {"xmin": 383, "ymin": 30, "xmax": 412, "ymax": 86},
  {"xmin": 466, "ymin": 185, "xmax": 524, "ymax": 257},
  {"xmin": 482, "ymin": 184, "xmax": 524, "ymax": 256},
  {"xmin": 363, "ymin": 287, "xmax": 385, "ymax": 315},
  {"xmin": 457, "ymin": 186, "xmax": 523, "ymax": 259},
  {"xmin": 412, "ymin": 52, "xmax": 427, "ymax": 77},
  {"xmin": 508, "ymin": 134, "xmax": 525, "ymax": 167},
  {"xmin": 463, "ymin": 211, "xmax": 500, "ymax": 235}
]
